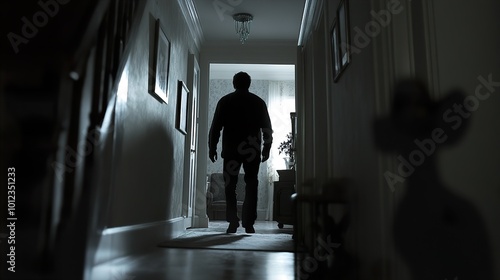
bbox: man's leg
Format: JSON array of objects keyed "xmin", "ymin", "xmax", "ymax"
[
  {"xmin": 241, "ymin": 155, "xmax": 260, "ymax": 232},
  {"xmin": 223, "ymin": 158, "xmax": 242, "ymax": 232}
]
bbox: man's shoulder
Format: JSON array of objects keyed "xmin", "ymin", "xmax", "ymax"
[
  {"xmin": 218, "ymin": 92, "xmax": 234, "ymax": 103},
  {"xmin": 247, "ymin": 92, "xmax": 266, "ymax": 103},
  {"xmin": 220, "ymin": 91, "xmax": 266, "ymax": 106}
]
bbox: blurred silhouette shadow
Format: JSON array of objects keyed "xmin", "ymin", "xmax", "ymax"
[{"xmin": 374, "ymin": 79, "xmax": 493, "ymax": 279}]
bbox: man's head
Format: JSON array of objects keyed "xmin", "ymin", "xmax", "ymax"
[{"xmin": 233, "ymin": 72, "xmax": 251, "ymax": 90}]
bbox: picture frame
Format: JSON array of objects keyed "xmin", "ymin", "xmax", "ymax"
[
  {"xmin": 176, "ymin": 80, "xmax": 189, "ymax": 135},
  {"xmin": 333, "ymin": 0, "xmax": 351, "ymax": 82},
  {"xmin": 149, "ymin": 19, "xmax": 171, "ymax": 103}
]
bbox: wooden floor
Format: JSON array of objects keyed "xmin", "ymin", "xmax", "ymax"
[{"xmin": 90, "ymin": 221, "xmax": 296, "ymax": 280}]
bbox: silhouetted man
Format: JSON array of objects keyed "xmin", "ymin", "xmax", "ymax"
[{"xmin": 209, "ymin": 72, "xmax": 273, "ymax": 234}]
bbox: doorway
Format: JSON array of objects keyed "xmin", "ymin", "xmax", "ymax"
[{"xmin": 207, "ymin": 63, "xmax": 296, "ymax": 222}]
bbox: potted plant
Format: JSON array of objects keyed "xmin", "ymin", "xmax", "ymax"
[{"xmin": 278, "ymin": 133, "xmax": 294, "ymax": 169}]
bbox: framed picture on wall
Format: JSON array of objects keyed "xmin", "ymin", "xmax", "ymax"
[
  {"xmin": 149, "ymin": 19, "xmax": 171, "ymax": 103},
  {"xmin": 176, "ymin": 80, "xmax": 189, "ymax": 135},
  {"xmin": 334, "ymin": 0, "xmax": 351, "ymax": 82}
]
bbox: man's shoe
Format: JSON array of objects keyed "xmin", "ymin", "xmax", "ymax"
[
  {"xmin": 244, "ymin": 226, "xmax": 255, "ymax": 234},
  {"xmin": 226, "ymin": 222, "xmax": 239, "ymax": 233}
]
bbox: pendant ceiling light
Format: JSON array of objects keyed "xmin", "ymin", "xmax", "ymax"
[{"xmin": 232, "ymin": 13, "xmax": 253, "ymax": 44}]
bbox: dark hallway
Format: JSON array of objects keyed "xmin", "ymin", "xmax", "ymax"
[{"xmin": 2, "ymin": 0, "xmax": 499, "ymax": 280}]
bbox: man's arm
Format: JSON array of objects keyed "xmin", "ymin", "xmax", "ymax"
[
  {"xmin": 261, "ymin": 103, "xmax": 273, "ymax": 162},
  {"xmin": 208, "ymin": 101, "xmax": 223, "ymax": 162}
]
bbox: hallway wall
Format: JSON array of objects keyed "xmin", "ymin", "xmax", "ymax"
[
  {"xmin": 95, "ymin": 0, "xmax": 200, "ymax": 263},
  {"xmin": 297, "ymin": 0, "xmax": 500, "ymax": 279},
  {"xmin": 298, "ymin": 1, "xmax": 383, "ymax": 278},
  {"xmin": 108, "ymin": 0, "xmax": 197, "ymax": 227}
]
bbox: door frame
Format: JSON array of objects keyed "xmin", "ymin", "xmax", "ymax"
[{"xmin": 183, "ymin": 53, "xmax": 200, "ymax": 228}]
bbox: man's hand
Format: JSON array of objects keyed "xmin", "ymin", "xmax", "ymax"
[
  {"xmin": 261, "ymin": 150, "xmax": 270, "ymax": 162},
  {"xmin": 209, "ymin": 150, "xmax": 218, "ymax": 163}
]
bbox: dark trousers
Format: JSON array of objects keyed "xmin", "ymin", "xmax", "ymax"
[{"xmin": 223, "ymin": 153, "xmax": 260, "ymax": 227}]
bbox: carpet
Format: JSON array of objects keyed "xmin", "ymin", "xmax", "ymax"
[{"xmin": 158, "ymin": 222, "xmax": 295, "ymax": 252}]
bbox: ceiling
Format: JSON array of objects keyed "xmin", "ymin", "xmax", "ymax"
[{"xmin": 192, "ymin": 0, "xmax": 306, "ymax": 45}]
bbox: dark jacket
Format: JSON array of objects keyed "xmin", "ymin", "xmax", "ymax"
[{"xmin": 209, "ymin": 89, "xmax": 273, "ymax": 159}]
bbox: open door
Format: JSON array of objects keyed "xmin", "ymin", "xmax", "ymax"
[{"xmin": 183, "ymin": 54, "xmax": 200, "ymax": 228}]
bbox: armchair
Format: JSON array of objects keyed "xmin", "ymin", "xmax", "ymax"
[{"xmin": 206, "ymin": 173, "xmax": 246, "ymax": 220}]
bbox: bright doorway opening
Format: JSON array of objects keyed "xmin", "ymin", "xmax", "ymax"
[{"xmin": 207, "ymin": 63, "xmax": 296, "ymax": 221}]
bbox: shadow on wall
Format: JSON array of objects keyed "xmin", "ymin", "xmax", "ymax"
[
  {"xmin": 64, "ymin": 115, "xmax": 179, "ymax": 277},
  {"xmin": 109, "ymin": 118, "xmax": 177, "ymax": 226},
  {"xmin": 374, "ymin": 79, "xmax": 493, "ymax": 279}
]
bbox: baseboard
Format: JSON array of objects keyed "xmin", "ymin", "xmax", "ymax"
[{"xmin": 93, "ymin": 217, "xmax": 185, "ymax": 265}]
